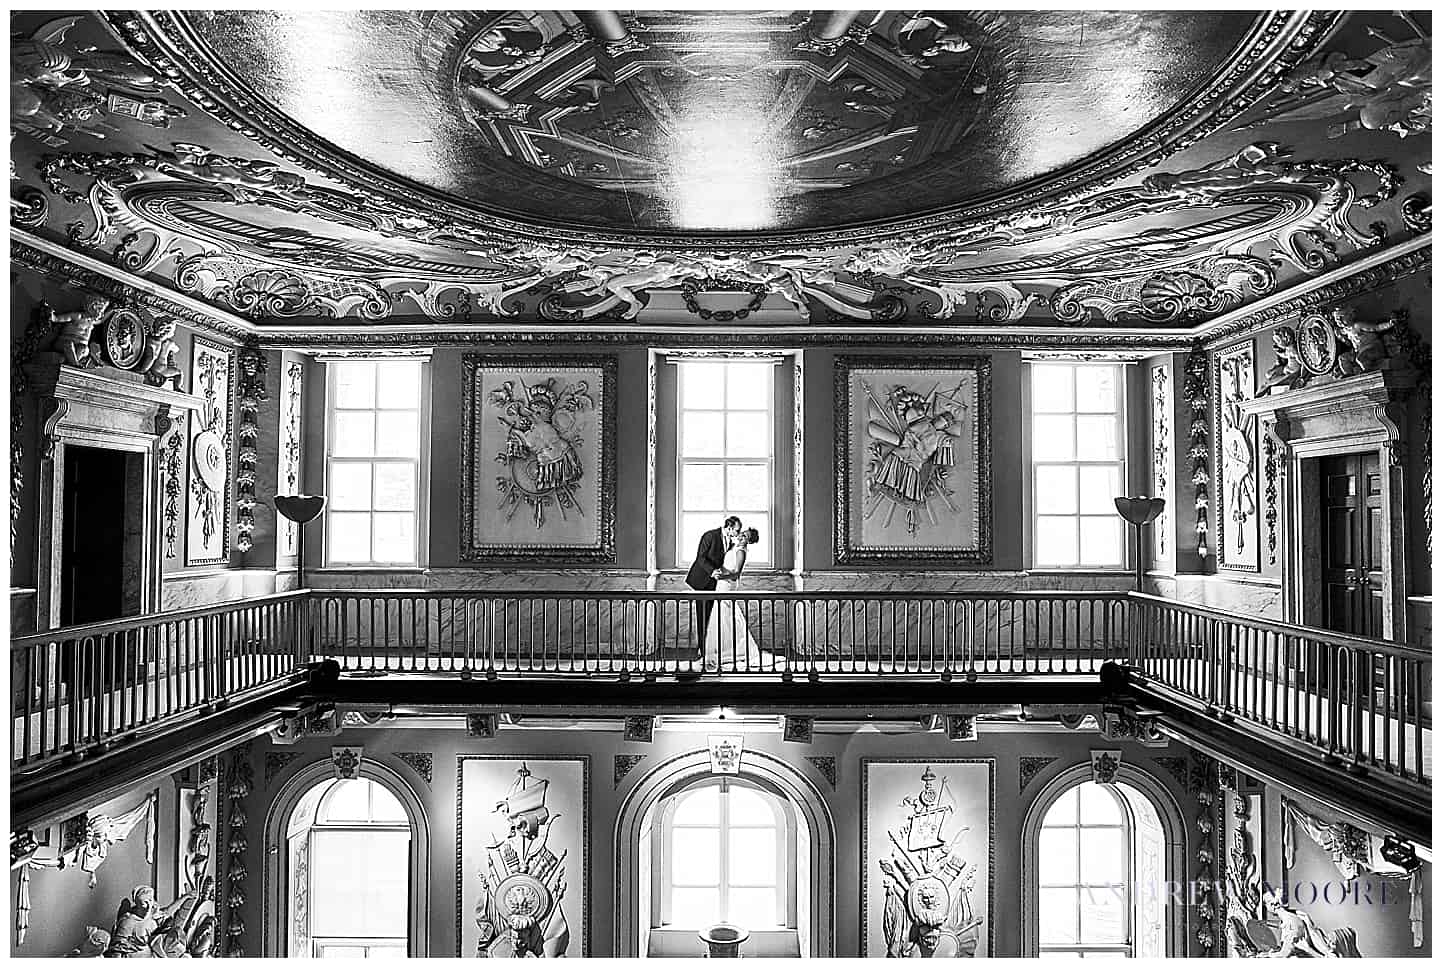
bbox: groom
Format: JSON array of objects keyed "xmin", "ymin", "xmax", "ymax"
[{"xmin": 686, "ymin": 515, "xmax": 741, "ymax": 649}]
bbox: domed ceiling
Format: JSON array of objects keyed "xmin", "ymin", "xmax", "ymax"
[
  {"xmin": 178, "ymin": 9, "xmax": 1258, "ymax": 232},
  {"xmin": 9, "ymin": 10, "xmax": 1432, "ymax": 337}
]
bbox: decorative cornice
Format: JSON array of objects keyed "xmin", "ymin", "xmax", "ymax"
[
  {"xmin": 13, "ymin": 228, "xmax": 1428, "ymax": 352},
  {"xmin": 11, "ymin": 230, "xmax": 254, "ymax": 342},
  {"xmin": 1193, "ymin": 234, "xmax": 1431, "ymax": 348}
]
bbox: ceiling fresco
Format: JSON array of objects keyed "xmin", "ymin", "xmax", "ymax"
[
  {"xmin": 8, "ymin": 10, "xmax": 1433, "ymax": 335},
  {"xmin": 175, "ymin": 9, "xmax": 1259, "ymax": 232}
]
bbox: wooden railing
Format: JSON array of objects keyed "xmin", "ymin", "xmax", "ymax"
[
  {"xmin": 1128, "ymin": 594, "xmax": 1431, "ymax": 786},
  {"xmin": 307, "ymin": 589, "xmax": 1129, "ymax": 679},
  {"xmin": 10, "ymin": 589, "xmax": 1430, "ymax": 790},
  {"xmin": 10, "ymin": 592, "xmax": 308, "ymax": 769}
]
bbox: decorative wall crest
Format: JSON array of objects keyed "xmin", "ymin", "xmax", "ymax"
[
  {"xmin": 622, "ymin": 716, "xmax": 654, "ymax": 744},
  {"xmin": 186, "ymin": 338, "xmax": 233, "ymax": 566},
  {"xmin": 329, "ymin": 745, "xmax": 363, "ymax": 781},
  {"xmin": 783, "ymin": 715, "xmax": 816, "ymax": 744},
  {"xmin": 1216, "ymin": 341, "xmax": 1259, "ymax": 571},
  {"xmin": 1090, "ymin": 750, "xmax": 1122, "ymax": 785},
  {"xmin": 263, "ymin": 751, "xmax": 301, "ymax": 786},
  {"xmin": 707, "ymin": 734, "xmax": 743, "ymax": 774}
]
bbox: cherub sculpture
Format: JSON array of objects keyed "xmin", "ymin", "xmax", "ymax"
[
  {"xmin": 1331, "ymin": 306, "xmax": 1402, "ymax": 376},
  {"xmin": 1228, "ymin": 887, "xmax": 1362, "ymax": 958},
  {"xmin": 48, "ymin": 295, "xmax": 112, "ymax": 368},
  {"xmin": 138, "ymin": 316, "xmax": 182, "ymax": 387},
  {"xmin": 1260, "ymin": 326, "xmax": 1306, "ymax": 393}
]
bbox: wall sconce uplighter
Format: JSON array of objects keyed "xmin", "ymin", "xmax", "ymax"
[
  {"xmin": 274, "ymin": 494, "xmax": 326, "ymax": 590},
  {"xmin": 1114, "ymin": 496, "xmax": 1165, "ymax": 593}
]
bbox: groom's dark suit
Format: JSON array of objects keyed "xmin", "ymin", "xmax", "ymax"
[{"xmin": 686, "ymin": 527, "xmax": 727, "ymax": 648}]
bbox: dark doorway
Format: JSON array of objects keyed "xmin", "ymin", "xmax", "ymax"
[
  {"xmin": 1319, "ymin": 451, "xmax": 1385, "ymax": 639},
  {"xmin": 60, "ymin": 446, "xmax": 143, "ymax": 626}
]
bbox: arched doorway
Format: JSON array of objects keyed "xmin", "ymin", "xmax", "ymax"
[
  {"xmin": 264, "ymin": 762, "xmax": 430, "ymax": 957},
  {"xmin": 1021, "ymin": 764, "xmax": 1187, "ymax": 958},
  {"xmin": 616, "ymin": 750, "xmax": 834, "ymax": 957}
]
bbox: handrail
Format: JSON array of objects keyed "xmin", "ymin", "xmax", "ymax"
[
  {"xmin": 1125, "ymin": 592, "xmax": 1430, "ymax": 661},
  {"xmin": 11, "ymin": 593, "xmax": 309, "ymax": 770},
  {"xmin": 10, "ymin": 590, "xmax": 311, "ymax": 650},
  {"xmin": 1126, "ymin": 594, "xmax": 1430, "ymax": 786},
  {"xmin": 10, "ymin": 588, "xmax": 1429, "ymax": 792}
]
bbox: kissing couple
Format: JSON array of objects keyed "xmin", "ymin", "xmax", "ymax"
[{"xmin": 684, "ymin": 515, "xmax": 776, "ymax": 672}]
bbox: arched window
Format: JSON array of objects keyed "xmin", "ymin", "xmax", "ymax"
[
  {"xmin": 645, "ymin": 775, "xmax": 809, "ymax": 956},
  {"xmin": 286, "ymin": 777, "xmax": 411, "ymax": 958},
  {"xmin": 1029, "ymin": 779, "xmax": 1169, "ymax": 958}
]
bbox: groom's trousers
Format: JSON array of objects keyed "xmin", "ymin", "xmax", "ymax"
[{"xmin": 693, "ymin": 599, "xmax": 714, "ymax": 653}]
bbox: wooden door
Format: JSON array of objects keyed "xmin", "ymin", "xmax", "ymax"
[{"xmin": 1319, "ymin": 452, "xmax": 1385, "ymax": 639}]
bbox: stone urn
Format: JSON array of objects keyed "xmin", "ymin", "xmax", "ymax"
[{"xmin": 698, "ymin": 923, "xmax": 749, "ymax": 958}]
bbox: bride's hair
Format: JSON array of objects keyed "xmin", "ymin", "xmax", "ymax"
[{"xmin": 744, "ymin": 527, "xmax": 760, "ymax": 544}]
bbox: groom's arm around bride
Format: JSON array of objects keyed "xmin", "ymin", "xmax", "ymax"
[{"xmin": 685, "ymin": 521, "xmax": 729, "ymax": 649}]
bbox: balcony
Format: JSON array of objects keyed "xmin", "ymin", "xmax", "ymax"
[{"xmin": 10, "ymin": 589, "xmax": 1431, "ymax": 837}]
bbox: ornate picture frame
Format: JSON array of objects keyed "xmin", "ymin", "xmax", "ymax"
[
  {"xmin": 461, "ymin": 354, "xmax": 617, "ymax": 563},
  {"xmin": 1214, "ymin": 340, "xmax": 1260, "ymax": 572},
  {"xmin": 834, "ymin": 355, "xmax": 992, "ymax": 564},
  {"xmin": 860, "ymin": 758, "xmax": 995, "ymax": 958},
  {"xmin": 185, "ymin": 336, "xmax": 235, "ymax": 566},
  {"xmin": 456, "ymin": 755, "xmax": 590, "ymax": 958}
]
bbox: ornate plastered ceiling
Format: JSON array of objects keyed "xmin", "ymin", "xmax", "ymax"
[{"xmin": 8, "ymin": 10, "xmax": 1433, "ymax": 336}]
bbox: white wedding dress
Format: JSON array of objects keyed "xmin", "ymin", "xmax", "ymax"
[{"xmin": 703, "ymin": 544, "xmax": 774, "ymax": 671}]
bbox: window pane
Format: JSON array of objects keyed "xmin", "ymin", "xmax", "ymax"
[
  {"xmin": 331, "ymin": 464, "xmax": 373, "ymax": 511},
  {"xmin": 1032, "ymin": 365, "xmax": 1075, "ymax": 412},
  {"xmin": 1044, "ymin": 787, "xmax": 1078, "ymax": 826},
  {"xmin": 310, "ymin": 829, "xmax": 409, "ymax": 937},
  {"xmin": 726, "ymin": 786, "xmax": 774, "ymax": 826},
  {"xmin": 320, "ymin": 778, "xmax": 370, "ymax": 822},
  {"xmin": 373, "ymin": 464, "xmax": 415, "ymax": 512},
  {"xmin": 334, "ymin": 363, "xmax": 376, "ymax": 408},
  {"xmin": 728, "ymin": 829, "xmax": 776, "ymax": 885},
  {"xmin": 1075, "ymin": 367, "xmax": 1119, "ymax": 413},
  {"xmin": 670, "ymin": 887, "xmax": 720, "ymax": 928},
  {"xmin": 1078, "ymin": 466, "xmax": 1121, "ymax": 515},
  {"xmin": 672, "ymin": 827, "xmax": 720, "ymax": 885},
  {"xmin": 725, "ymin": 464, "xmax": 769, "ymax": 512},
  {"xmin": 367, "ymin": 945, "xmax": 405, "ymax": 958},
  {"xmin": 328, "ymin": 512, "xmax": 371, "ymax": 563},
  {"xmin": 745, "ymin": 514, "xmax": 770, "ymax": 565},
  {"xmin": 1036, "ymin": 516, "xmax": 1078, "ymax": 567},
  {"xmin": 1080, "ymin": 828, "xmax": 1125, "ymax": 885},
  {"xmin": 1078, "ymin": 782, "xmax": 1122, "ymax": 825},
  {"xmin": 1038, "ymin": 828, "xmax": 1078, "ymax": 886},
  {"xmin": 1038, "ymin": 888, "xmax": 1079, "ymax": 943},
  {"xmin": 681, "ymin": 514, "xmax": 721, "ymax": 564},
  {"xmin": 1078, "ymin": 518, "xmax": 1123, "ymax": 567},
  {"xmin": 1075, "ymin": 416, "xmax": 1119, "ymax": 460},
  {"xmin": 726, "ymin": 363, "xmax": 771, "ymax": 407},
  {"xmin": 333, "ymin": 412, "xmax": 376, "ymax": 458},
  {"xmin": 375, "ymin": 412, "xmax": 419, "ymax": 459},
  {"xmin": 682, "ymin": 412, "xmax": 725, "ymax": 458},
  {"xmin": 376, "ymin": 361, "xmax": 420, "ymax": 408},
  {"xmin": 1035, "ymin": 466, "xmax": 1077, "ymax": 515},
  {"xmin": 725, "ymin": 413, "xmax": 770, "ymax": 458},
  {"xmin": 682, "ymin": 463, "xmax": 726, "ymax": 511},
  {"xmin": 1032, "ymin": 415, "xmax": 1075, "ymax": 460},
  {"xmin": 674, "ymin": 785, "xmax": 721, "ymax": 824},
  {"xmin": 727, "ymin": 887, "xmax": 779, "ymax": 927},
  {"xmin": 368, "ymin": 783, "xmax": 406, "ymax": 823},
  {"xmin": 682, "ymin": 364, "xmax": 726, "ymax": 409},
  {"xmin": 372, "ymin": 513, "xmax": 415, "ymax": 564},
  {"xmin": 1079, "ymin": 885, "xmax": 1126, "ymax": 943}
]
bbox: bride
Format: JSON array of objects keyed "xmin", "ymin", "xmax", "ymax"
[{"xmin": 703, "ymin": 527, "xmax": 776, "ymax": 672}]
